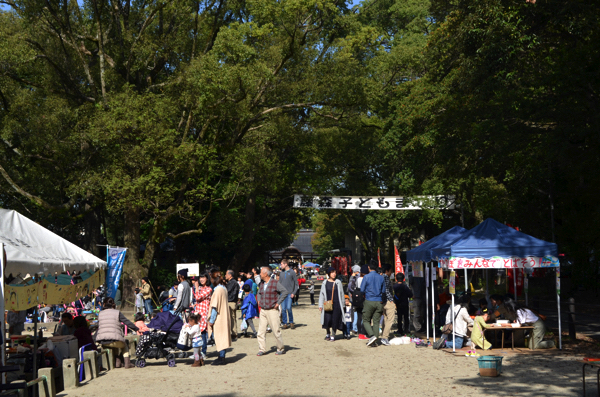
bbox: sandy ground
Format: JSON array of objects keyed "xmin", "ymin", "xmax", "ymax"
[{"xmin": 57, "ymin": 293, "xmax": 595, "ymax": 397}]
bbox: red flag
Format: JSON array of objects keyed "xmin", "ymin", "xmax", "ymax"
[
  {"xmin": 378, "ymin": 247, "xmax": 381, "ymax": 268},
  {"xmin": 395, "ymin": 246, "xmax": 403, "ymax": 274}
]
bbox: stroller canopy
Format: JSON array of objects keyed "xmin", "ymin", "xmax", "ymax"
[{"xmin": 148, "ymin": 311, "xmax": 183, "ymax": 333}]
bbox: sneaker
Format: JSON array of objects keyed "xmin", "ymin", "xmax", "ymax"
[
  {"xmin": 275, "ymin": 350, "xmax": 285, "ymax": 355},
  {"xmin": 366, "ymin": 336, "xmax": 377, "ymax": 346},
  {"xmin": 257, "ymin": 351, "xmax": 265, "ymax": 356},
  {"xmin": 324, "ymin": 334, "xmax": 330, "ymax": 341},
  {"xmin": 432, "ymin": 335, "xmax": 447, "ymax": 350},
  {"xmin": 329, "ymin": 336, "xmax": 335, "ymax": 342},
  {"xmin": 281, "ymin": 324, "xmax": 289, "ymax": 330},
  {"xmin": 358, "ymin": 334, "xmax": 368, "ymax": 340},
  {"xmin": 380, "ymin": 338, "xmax": 391, "ymax": 346},
  {"xmin": 290, "ymin": 323, "xmax": 296, "ymax": 329}
]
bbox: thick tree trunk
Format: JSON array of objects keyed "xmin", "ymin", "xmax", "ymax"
[
  {"xmin": 122, "ymin": 208, "xmax": 142, "ymax": 308},
  {"xmin": 83, "ymin": 204, "xmax": 102, "ymax": 257},
  {"xmin": 142, "ymin": 218, "xmax": 161, "ymax": 269},
  {"xmin": 230, "ymin": 193, "xmax": 257, "ymax": 273}
]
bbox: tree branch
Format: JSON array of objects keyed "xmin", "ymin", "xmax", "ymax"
[{"xmin": 0, "ymin": 163, "xmax": 74, "ymax": 210}]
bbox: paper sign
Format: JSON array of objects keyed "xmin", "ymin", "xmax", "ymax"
[
  {"xmin": 413, "ymin": 262, "xmax": 424, "ymax": 277},
  {"xmin": 449, "ymin": 271, "xmax": 456, "ymax": 294}
]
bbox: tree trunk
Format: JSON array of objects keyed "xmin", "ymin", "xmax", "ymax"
[
  {"xmin": 142, "ymin": 218, "xmax": 162, "ymax": 269},
  {"xmin": 122, "ymin": 208, "xmax": 142, "ymax": 308},
  {"xmin": 83, "ymin": 204, "xmax": 102, "ymax": 257},
  {"xmin": 230, "ymin": 193, "xmax": 257, "ymax": 273}
]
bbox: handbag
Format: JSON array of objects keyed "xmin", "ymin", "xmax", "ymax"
[
  {"xmin": 176, "ymin": 327, "xmax": 192, "ymax": 351},
  {"xmin": 323, "ymin": 281, "xmax": 336, "ymax": 312},
  {"xmin": 442, "ymin": 307, "xmax": 461, "ymax": 334}
]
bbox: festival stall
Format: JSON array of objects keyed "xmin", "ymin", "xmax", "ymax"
[
  {"xmin": 0, "ymin": 209, "xmax": 106, "ymax": 380},
  {"xmin": 431, "ymin": 218, "xmax": 559, "ymax": 352},
  {"xmin": 406, "ymin": 226, "xmax": 467, "ymax": 343}
]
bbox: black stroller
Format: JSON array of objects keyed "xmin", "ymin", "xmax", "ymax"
[{"xmin": 135, "ymin": 306, "xmax": 190, "ymax": 368}]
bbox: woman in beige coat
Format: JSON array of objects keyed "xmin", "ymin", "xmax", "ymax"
[{"xmin": 208, "ymin": 268, "xmax": 232, "ymax": 365}]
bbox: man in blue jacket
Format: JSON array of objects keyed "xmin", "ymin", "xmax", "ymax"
[{"xmin": 360, "ymin": 260, "xmax": 386, "ymax": 347}]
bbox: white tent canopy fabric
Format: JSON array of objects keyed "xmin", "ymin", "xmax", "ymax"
[{"xmin": 0, "ymin": 209, "xmax": 106, "ymax": 276}]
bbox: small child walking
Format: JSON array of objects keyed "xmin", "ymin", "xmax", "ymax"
[
  {"xmin": 308, "ymin": 280, "xmax": 315, "ymax": 305},
  {"xmin": 134, "ymin": 313, "xmax": 150, "ymax": 335},
  {"xmin": 182, "ymin": 314, "xmax": 204, "ymax": 367},
  {"xmin": 134, "ymin": 288, "xmax": 143, "ymax": 313},
  {"xmin": 343, "ymin": 295, "xmax": 353, "ymax": 339},
  {"xmin": 240, "ymin": 284, "xmax": 258, "ymax": 337}
]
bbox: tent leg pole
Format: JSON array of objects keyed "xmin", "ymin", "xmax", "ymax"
[
  {"xmin": 513, "ymin": 268, "xmax": 517, "ymax": 300},
  {"xmin": 485, "ymin": 270, "xmax": 489, "ymax": 305},
  {"xmin": 33, "ymin": 305, "xmax": 38, "ymax": 397},
  {"xmin": 426, "ymin": 263, "xmax": 429, "ymax": 342},
  {"xmin": 0, "ymin": 244, "xmax": 5, "ymax": 385},
  {"xmin": 557, "ymin": 266, "xmax": 562, "ymax": 350},
  {"xmin": 464, "ymin": 268, "xmax": 468, "ymax": 293},
  {"xmin": 431, "ymin": 263, "xmax": 436, "ymax": 342},
  {"xmin": 451, "ymin": 294, "xmax": 455, "ymax": 353}
]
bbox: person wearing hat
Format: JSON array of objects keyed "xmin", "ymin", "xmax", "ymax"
[
  {"xmin": 141, "ymin": 277, "xmax": 153, "ymax": 319},
  {"xmin": 347, "ymin": 264, "xmax": 361, "ymax": 335},
  {"xmin": 173, "ymin": 269, "xmax": 192, "ymax": 314}
]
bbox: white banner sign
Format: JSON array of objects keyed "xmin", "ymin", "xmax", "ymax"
[
  {"xmin": 439, "ymin": 256, "xmax": 559, "ymax": 269},
  {"xmin": 293, "ymin": 195, "xmax": 456, "ymax": 210}
]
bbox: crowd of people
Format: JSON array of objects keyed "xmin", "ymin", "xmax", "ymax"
[{"xmin": 40, "ymin": 257, "xmax": 555, "ymax": 372}]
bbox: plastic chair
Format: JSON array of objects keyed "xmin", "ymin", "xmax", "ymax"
[{"xmin": 79, "ymin": 343, "xmax": 95, "ymax": 382}]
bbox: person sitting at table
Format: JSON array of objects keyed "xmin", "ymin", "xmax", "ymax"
[
  {"xmin": 504, "ymin": 298, "xmax": 555, "ymax": 349},
  {"xmin": 475, "ymin": 298, "xmax": 488, "ymax": 315},
  {"xmin": 488, "ymin": 294, "xmax": 517, "ymax": 323},
  {"xmin": 444, "ymin": 295, "xmax": 474, "ymax": 349},
  {"xmin": 471, "ymin": 307, "xmax": 493, "ymax": 351},
  {"xmin": 58, "ymin": 312, "xmax": 76, "ymax": 335}
]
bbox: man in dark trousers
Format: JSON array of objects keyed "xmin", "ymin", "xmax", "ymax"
[
  {"xmin": 394, "ymin": 273, "xmax": 413, "ymax": 335},
  {"xmin": 278, "ymin": 259, "xmax": 298, "ymax": 329},
  {"xmin": 225, "ymin": 270, "xmax": 240, "ymax": 340},
  {"xmin": 360, "ymin": 261, "xmax": 386, "ymax": 347}
]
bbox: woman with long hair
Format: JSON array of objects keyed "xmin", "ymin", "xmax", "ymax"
[
  {"xmin": 504, "ymin": 298, "xmax": 555, "ymax": 349},
  {"xmin": 318, "ymin": 267, "xmax": 345, "ymax": 341},
  {"xmin": 193, "ymin": 272, "xmax": 212, "ymax": 360}
]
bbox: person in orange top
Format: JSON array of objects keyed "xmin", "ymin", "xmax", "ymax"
[{"xmin": 134, "ymin": 312, "xmax": 150, "ymax": 335}]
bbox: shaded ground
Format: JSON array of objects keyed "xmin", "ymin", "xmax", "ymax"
[{"xmin": 56, "ymin": 289, "xmax": 596, "ymax": 397}]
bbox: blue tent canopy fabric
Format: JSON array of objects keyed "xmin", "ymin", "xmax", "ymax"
[
  {"xmin": 432, "ymin": 218, "xmax": 558, "ymax": 260},
  {"xmin": 406, "ymin": 226, "xmax": 467, "ymax": 263}
]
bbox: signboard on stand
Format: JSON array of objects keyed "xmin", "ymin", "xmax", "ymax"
[{"xmin": 449, "ymin": 271, "xmax": 456, "ymax": 295}]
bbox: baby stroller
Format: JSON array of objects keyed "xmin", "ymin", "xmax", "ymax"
[{"xmin": 135, "ymin": 307, "xmax": 190, "ymax": 368}]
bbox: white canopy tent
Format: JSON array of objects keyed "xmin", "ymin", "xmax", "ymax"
[
  {"xmin": 0, "ymin": 209, "xmax": 106, "ymax": 382},
  {"xmin": 0, "ymin": 209, "xmax": 106, "ymax": 277}
]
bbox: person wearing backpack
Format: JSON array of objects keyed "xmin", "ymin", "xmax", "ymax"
[
  {"xmin": 352, "ymin": 265, "xmax": 368, "ymax": 339},
  {"xmin": 347, "ymin": 265, "xmax": 361, "ymax": 334}
]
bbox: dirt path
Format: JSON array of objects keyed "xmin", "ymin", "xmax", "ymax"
[{"xmin": 59, "ymin": 292, "xmax": 592, "ymax": 397}]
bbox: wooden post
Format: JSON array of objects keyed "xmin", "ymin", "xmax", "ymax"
[{"xmin": 568, "ymin": 297, "xmax": 576, "ymax": 340}]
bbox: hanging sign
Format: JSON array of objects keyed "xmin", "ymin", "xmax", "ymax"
[
  {"xmin": 106, "ymin": 246, "xmax": 127, "ymax": 299},
  {"xmin": 449, "ymin": 271, "xmax": 456, "ymax": 294},
  {"xmin": 293, "ymin": 195, "xmax": 456, "ymax": 210},
  {"xmin": 413, "ymin": 262, "xmax": 423, "ymax": 277},
  {"xmin": 443, "ymin": 256, "xmax": 559, "ymax": 269}
]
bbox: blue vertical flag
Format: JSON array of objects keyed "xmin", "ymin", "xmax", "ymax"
[{"xmin": 106, "ymin": 246, "xmax": 127, "ymax": 299}]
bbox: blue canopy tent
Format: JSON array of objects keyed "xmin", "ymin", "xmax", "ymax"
[
  {"xmin": 406, "ymin": 225, "xmax": 467, "ymax": 343},
  {"xmin": 432, "ymin": 218, "xmax": 561, "ymax": 351},
  {"xmin": 407, "ymin": 226, "xmax": 467, "ymax": 263}
]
